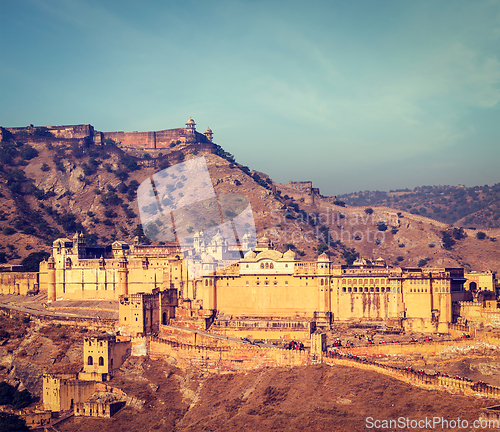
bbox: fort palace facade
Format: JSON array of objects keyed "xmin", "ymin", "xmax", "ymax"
[{"xmin": 40, "ymin": 233, "xmax": 472, "ymax": 334}]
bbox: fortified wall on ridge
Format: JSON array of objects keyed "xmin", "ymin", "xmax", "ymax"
[{"xmin": 2, "ymin": 118, "xmax": 215, "ymax": 150}]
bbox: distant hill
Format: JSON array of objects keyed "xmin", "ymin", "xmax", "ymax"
[{"xmin": 337, "ymin": 184, "xmax": 500, "ymax": 229}]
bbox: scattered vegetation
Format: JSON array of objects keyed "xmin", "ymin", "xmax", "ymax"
[
  {"xmin": 0, "ymin": 382, "xmax": 31, "ymax": 409},
  {"xmin": 338, "ymin": 184, "xmax": 500, "ymax": 228}
]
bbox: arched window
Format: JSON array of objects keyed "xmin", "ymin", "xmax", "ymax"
[
  {"xmin": 87, "ymin": 356, "xmax": 93, "ymax": 366},
  {"xmin": 162, "ymin": 312, "xmax": 168, "ymax": 325},
  {"xmin": 270, "ymin": 263, "xmax": 274, "ymax": 269},
  {"xmin": 98, "ymin": 357, "xmax": 104, "ymax": 366},
  {"xmin": 265, "ymin": 263, "xmax": 269, "ymax": 269},
  {"xmin": 320, "ymin": 279, "xmax": 324, "ymax": 286},
  {"xmin": 204, "ymin": 279, "xmax": 208, "ymax": 286},
  {"xmin": 260, "ymin": 263, "xmax": 264, "ymax": 269}
]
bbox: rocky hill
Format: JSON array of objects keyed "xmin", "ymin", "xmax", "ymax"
[
  {"xmin": 0, "ymin": 129, "xmax": 499, "ymax": 274},
  {"xmin": 337, "ymin": 185, "xmax": 500, "ymax": 228}
]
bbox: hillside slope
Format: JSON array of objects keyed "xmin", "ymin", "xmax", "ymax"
[
  {"xmin": 0, "ymin": 133, "xmax": 498, "ymax": 274},
  {"xmin": 337, "ymin": 184, "xmax": 500, "ymax": 228}
]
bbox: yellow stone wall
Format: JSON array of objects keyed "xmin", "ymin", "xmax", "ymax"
[
  {"xmin": 41, "ymin": 238, "xmax": 185, "ymax": 301},
  {"xmin": 42, "ymin": 236, "xmax": 467, "ymax": 335},
  {"xmin": 42, "ymin": 373, "xmax": 96, "ymax": 412},
  {"xmin": 82, "ymin": 336, "xmax": 130, "ymax": 376},
  {"xmin": 118, "ymin": 290, "xmax": 177, "ymax": 336},
  {"xmin": 213, "ymin": 274, "xmax": 321, "ymax": 316},
  {"xmin": 205, "ymin": 260, "xmax": 463, "ymax": 333},
  {"xmin": 0, "ymin": 272, "xmax": 39, "ymax": 295},
  {"xmin": 465, "ymin": 272, "xmax": 496, "ymax": 292}
]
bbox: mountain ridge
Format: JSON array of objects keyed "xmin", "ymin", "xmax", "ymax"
[{"xmin": 0, "ymin": 128, "xmax": 499, "ymax": 274}]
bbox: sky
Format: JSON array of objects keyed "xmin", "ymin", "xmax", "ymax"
[{"xmin": 1, "ymin": 0, "xmax": 499, "ymax": 196}]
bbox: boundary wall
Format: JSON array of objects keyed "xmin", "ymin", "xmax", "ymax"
[
  {"xmin": 335, "ymin": 338, "xmax": 479, "ymax": 357},
  {"xmin": 0, "ymin": 272, "xmax": 39, "ymax": 295},
  {"xmin": 324, "ymin": 352, "xmax": 500, "ymax": 398}
]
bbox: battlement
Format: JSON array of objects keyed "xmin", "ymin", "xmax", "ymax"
[
  {"xmin": 274, "ymin": 180, "xmax": 328, "ymax": 205},
  {"xmin": 3, "ymin": 118, "xmax": 215, "ymax": 151}
]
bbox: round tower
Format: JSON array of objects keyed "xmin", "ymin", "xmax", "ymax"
[
  {"xmin": 317, "ymin": 252, "xmax": 331, "ymax": 314},
  {"xmin": 202, "ymin": 254, "xmax": 217, "ymax": 310},
  {"xmin": 186, "ymin": 118, "xmax": 196, "ymax": 142},
  {"xmin": 204, "ymin": 127, "xmax": 213, "ymax": 142},
  {"xmin": 118, "ymin": 257, "xmax": 129, "ymax": 297},
  {"xmin": 47, "ymin": 256, "xmax": 56, "ymax": 301}
]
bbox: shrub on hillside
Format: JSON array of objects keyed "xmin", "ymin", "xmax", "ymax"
[
  {"xmin": 21, "ymin": 251, "xmax": 50, "ymax": 272},
  {"xmin": 19, "ymin": 145, "xmax": 38, "ymax": 160},
  {"xmin": 0, "ymin": 412, "xmax": 30, "ymax": 432}
]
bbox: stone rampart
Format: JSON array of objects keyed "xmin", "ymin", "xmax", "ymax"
[
  {"xmin": 148, "ymin": 335, "xmax": 309, "ymax": 371},
  {"xmin": 4, "ymin": 122, "xmax": 215, "ymax": 152},
  {"xmin": 102, "ymin": 129, "xmax": 209, "ymax": 149},
  {"xmin": 335, "ymin": 338, "xmax": 479, "ymax": 357},
  {"xmin": 34, "ymin": 315, "xmax": 116, "ymax": 332},
  {"xmin": 0, "ymin": 272, "xmax": 39, "ymax": 295},
  {"xmin": 324, "ymin": 352, "xmax": 500, "ymax": 398}
]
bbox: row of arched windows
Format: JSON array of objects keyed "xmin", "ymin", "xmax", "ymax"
[
  {"xmin": 260, "ymin": 263, "xmax": 274, "ymax": 269},
  {"xmin": 342, "ymin": 278, "xmax": 388, "ymax": 285},
  {"xmin": 342, "ymin": 287, "xmax": 392, "ymax": 293}
]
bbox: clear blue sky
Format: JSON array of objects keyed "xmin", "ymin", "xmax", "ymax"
[{"xmin": 1, "ymin": 0, "xmax": 499, "ymax": 195}]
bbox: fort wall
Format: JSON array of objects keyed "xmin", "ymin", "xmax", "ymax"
[
  {"xmin": 324, "ymin": 353, "xmax": 500, "ymax": 398},
  {"xmin": 0, "ymin": 271, "xmax": 39, "ymax": 295},
  {"xmin": 148, "ymin": 335, "xmax": 310, "ymax": 371},
  {"xmin": 43, "ymin": 374, "xmax": 96, "ymax": 411},
  {"xmin": 335, "ymin": 338, "xmax": 479, "ymax": 357},
  {"xmin": 19, "ymin": 410, "xmax": 52, "ymax": 427},
  {"xmin": 4, "ymin": 121, "xmax": 214, "ymax": 151},
  {"xmin": 74, "ymin": 401, "xmax": 124, "ymax": 417}
]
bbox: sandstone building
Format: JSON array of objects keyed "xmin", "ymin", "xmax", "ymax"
[
  {"xmin": 41, "ymin": 233, "xmax": 470, "ymax": 334},
  {"xmin": 3, "ymin": 118, "xmax": 214, "ymax": 150},
  {"xmin": 40, "ymin": 233, "xmax": 186, "ymax": 301}
]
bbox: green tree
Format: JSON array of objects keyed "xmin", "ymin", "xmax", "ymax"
[
  {"xmin": 0, "ymin": 382, "xmax": 15, "ymax": 405},
  {"xmin": 21, "ymin": 251, "xmax": 50, "ymax": 272},
  {"xmin": 317, "ymin": 243, "xmax": 329, "ymax": 255},
  {"xmin": 0, "ymin": 413, "xmax": 30, "ymax": 432},
  {"xmin": 19, "ymin": 145, "xmax": 38, "ymax": 160},
  {"xmin": 476, "ymin": 231, "xmax": 486, "ymax": 240},
  {"xmin": 12, "ymin": 389, "xmax": 31, "ymax": 409}
]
